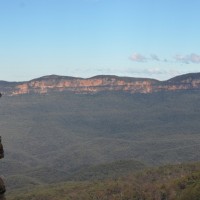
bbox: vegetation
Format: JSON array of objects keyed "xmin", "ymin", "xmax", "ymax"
[
  {"xmin": 1, "ymin": 90, "xmax": 200, "ymax": 190},
  {"xmin": 6, "ymin": 162, "xmax": 200, "ymax": 200},
  {"xmin": 67, "ymin": 160, "xmax": 146, "ymax": 181}
]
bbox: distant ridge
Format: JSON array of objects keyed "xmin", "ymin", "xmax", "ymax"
[
  {"xmin": 167, "ymin": 72, "xmax": 200, "ymax": 83},
  {"xmin": 31, "ymin": 74, "xmax": 82, "ymax": 81},
  {"xmin": 0, "ymin": 72, "xmax": 200, "ymax": 96}
]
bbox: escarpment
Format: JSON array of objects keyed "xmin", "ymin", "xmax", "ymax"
[{"xmin": 1, "ymin": 73, "xmax": 200, "ymax": 96}]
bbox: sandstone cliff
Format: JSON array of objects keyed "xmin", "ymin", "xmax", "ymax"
[{"xmin": 1, "ymin": 73, "xmax": 200, "ymax": 96}]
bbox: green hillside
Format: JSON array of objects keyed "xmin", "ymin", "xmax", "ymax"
[
  {"xmin": 5, "ymin": 160, "xmax": 145, "ymax": 191},
  {"xmin": 67, "ymin": 160, "xmax": 146, "ymax": 181},
  {"xmin": 6, "ymin": 162, "xmax": 200, "ymax": 200}
]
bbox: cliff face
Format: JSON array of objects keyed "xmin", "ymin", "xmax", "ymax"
[{"xmin": 1, "ymin": 73, "xmax": 200, "ymax": 96}]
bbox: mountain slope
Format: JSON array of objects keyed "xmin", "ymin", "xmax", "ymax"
[{"xmin": 7, "ymin": 162, "xmax": 200, "ymax": 200}]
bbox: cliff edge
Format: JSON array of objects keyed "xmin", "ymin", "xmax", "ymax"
[{"xmin": 0, "ymin": 73, "xmax": 200, "ymax": 96}]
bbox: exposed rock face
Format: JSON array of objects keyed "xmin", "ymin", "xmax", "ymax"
[
  {"xmin": 4, "ymin": 75, "xmax": 158, "ymax": 95},
  {"xmin": 1, "ymin": 73, "xmax": 200, "ymax": 96}
]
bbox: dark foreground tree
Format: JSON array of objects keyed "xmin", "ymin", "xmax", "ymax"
[{"xmin": 0, "ymin": 137, "xmax": 5, "ymax": 200}]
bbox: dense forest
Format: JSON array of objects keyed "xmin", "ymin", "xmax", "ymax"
[{"xmin": 1, "ymin": 89, "xmax": 200, "ymax": 199}]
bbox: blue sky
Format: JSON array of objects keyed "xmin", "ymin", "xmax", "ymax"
[{"xmin": 0, "ymin": 0, "xmax": 200, "ymax": 81}]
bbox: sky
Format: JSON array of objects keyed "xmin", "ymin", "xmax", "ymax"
[{"xmin": 0, "ymin": 0, "xmax": 200, "ymax": 81}]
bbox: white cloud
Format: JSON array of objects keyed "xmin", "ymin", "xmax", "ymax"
[
  {"xmin": 129, "ymin": 53, "xmax": 147, "ymax": 62},
  {"xmin": 129, "ymin": 52, "xmax": 200, "ymax": 64},
  {"xmin": 130, "ymin": 53, "xmax": 165, "ymax": 63},
  {"xmin": 174, "ymin": 54, "xmax": 189, "ymax": 64},
  {"xmin": 188, "ymin": 54, "xmax": 200, "ymax": 63},
  {"xmin": 174, "ymin": 53, "xmax": 200, "ymax": 64}
]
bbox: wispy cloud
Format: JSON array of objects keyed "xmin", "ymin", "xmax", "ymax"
[
  {"xmin": 129, "ymin": 53, "xmax": 147, "ymax": 62},
  {"xmin": 174, "ymin": 53, "xmax": 200, "ymax": 64},
  {"xmin": 128, "ymin": 68, "xmax": 180, "ymax": 76},
  {"xmin": 150, "ymin": 54, "xmax": 160, "ymax": 61},
  {"xmin": 124, "ymin": 67, "xmax": 182, "ymax": 80},
  {"xmin": 144, "ymin": 68, "xmax": 165, "ymax": 75},
  {"xmin": 130, "ymin": 53, "xmax": 162, "ymax": 62},
  {"xmin": 130, "ymin": 52, "xmax": 200, "ymax": 64},
  {"xmin": 144, "ymin": 68, "xmax": 181, "ymax": 77}
]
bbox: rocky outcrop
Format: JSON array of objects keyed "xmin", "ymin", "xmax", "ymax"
[
  {"xmin": 7, "ymin": 75, "xmax": 158, "ymax": 95},
  {"xmin": 1, "ymin": 73, "xmax": 200, "ymax": 96}
]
